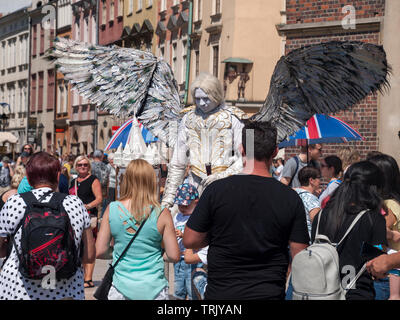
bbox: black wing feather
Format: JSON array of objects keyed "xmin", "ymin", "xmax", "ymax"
[{"xmin": 252, "ymin": 41, "xmax": 391, "ymax": 144}]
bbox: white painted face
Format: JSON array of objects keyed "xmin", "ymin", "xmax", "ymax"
[{"xmin": 194, "ymin": 88, "xmax": 219, "ymax": 114}]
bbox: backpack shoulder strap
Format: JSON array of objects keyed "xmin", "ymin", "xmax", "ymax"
[
  {"xmin": 337, "ymin": 210, "xmax": 369, "ymax": 246},
  {"xmin": 50, "ymin": 192, "xmax": 67, "ymax": 205},
  {"xmin": 19, "ymin": 191, "xmax": 39, "ymax": 209},
  {"xmin": 289, "ymin": 156, "xmax": 300, "ymax": 187}
]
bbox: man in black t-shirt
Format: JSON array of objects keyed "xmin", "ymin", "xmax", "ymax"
[{"xmin": 183, "ymin": 120, "xmax": 310, "ymax": 300}]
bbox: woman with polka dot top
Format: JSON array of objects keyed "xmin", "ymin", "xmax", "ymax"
[{"xmin": 0, "ymin": 152, "xmax": 96, "ymax": 300}]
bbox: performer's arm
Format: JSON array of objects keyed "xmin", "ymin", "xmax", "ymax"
[
  {"xmin": 161, "ymin": 118, "xmax": 189, "ymax": 208},
  {"xmin": 200, "ymin": 116, "xmax": 244, "ymax": 189}
]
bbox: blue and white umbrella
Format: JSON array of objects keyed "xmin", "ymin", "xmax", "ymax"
[{"xmin": 105, "ymin": 118, "xmax": 158, "ymax": 151}]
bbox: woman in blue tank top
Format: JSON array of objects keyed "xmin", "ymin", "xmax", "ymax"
[{"xmin": 96, "ymin": 159, "xmax": 180, "ymax": 300}]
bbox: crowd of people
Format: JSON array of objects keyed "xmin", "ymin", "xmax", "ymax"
[{"xmin": 0, "ymin": 126, "xmax": 398, "ymax": 301}]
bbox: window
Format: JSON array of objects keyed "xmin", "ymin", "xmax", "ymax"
[
  {"xmin": 32, "ymin": 25, "xmax": 37, "ymax": 56},
  {"xmin": 31, "ymin": 74, "xmax": 37, "ymax": 113},
  {"xmin": 182, "ymin": 41, "xmax": 187, "ymax": 83},
  {"xmin": 172, "ymin": 43, "xmax": 177, "ymax": 79},
  {"xmin": 146, "ymin": 0, "xmax": 152, "ymax": 8},
  {"xmin": 197, "ymin": 0, "xmax": 202, "ymax": 20},
  {"xmin": 195, "ymin": 50, "xmax": 200, "ymax": 76},
  {"xmin": 160, "ymin": 0, "xmax": 166, "ymax": 11},
  {"xmin": 102, "ymin": 1, "xmax": 107, "ymax": 25},
  {"xmin": 215, "ymin": 0, "xmax": 221, "ymax": 14},
  {"xmin": 128, "ymin": 0, "xmax": 133, "ymax": 14},
  {"xmin": 58, "ymin": 84, "xmax": 64, "ymax": 114},
  {"xmin": 47, "ymin": 70, "xmax": 55, "ymax": 111},
  {"xmin": 212, "ymin": 45, "xmax": 219, "ymax": 77},
  {"xmin": 0, "ymin": 42, "xmax": 5, "ymax": 70},
  {"xmin": 64, "ymin": 84, "xmax": 68, "ymax": 114},
  {"xmin": 118, "ymin": 0, "xmax": 123, "ymax": 17},
  {"xmin": 38, "ymin": 72, "xmax": 44, "ymax": 112},
  {"xmin": 137, "ymin": 0, "xmax": 142, "ymax": 11},
  {"xmin": 110, "ymin": 1, "xmax": 114, "ymax": 21},
  {"xmin": 40, "ymin": 24, "xmax": 45, "ymax": 55}
]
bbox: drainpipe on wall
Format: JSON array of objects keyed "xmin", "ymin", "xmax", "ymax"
[{"xmin": 183, "ymin": 0, "xmax": 193, "ymax": 106}]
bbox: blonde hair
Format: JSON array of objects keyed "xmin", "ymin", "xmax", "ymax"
[
  {"xmin": 190, "ymin": 72, "xmax": 224, "ymax": 106},
  {"xmin": 337, "ymin": 147, "xmax": 361, "ymax": 170},
  {"xmin": 11, "ymin": 165, "xmax": 26, "ymax": 189},
  {"xmin": 74, "ymin": 155, "xmax": 92, "ymax": 172},
  {"xmin": 119, "ymin": 159, "xmax": 161, "ymax": 221}
]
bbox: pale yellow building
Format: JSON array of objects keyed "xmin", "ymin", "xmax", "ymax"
[
  {"xmin": 187, "ymin": 0, "xmax": 285, "ymax": 114},
  {"xmin": 123, "ymin": 0, "xmax": 158, "ymax": 53}
]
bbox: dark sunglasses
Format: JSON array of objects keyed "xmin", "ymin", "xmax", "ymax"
[{"xmin": 77, "ymin": 163, "xmax": 89, "ymax": 167}]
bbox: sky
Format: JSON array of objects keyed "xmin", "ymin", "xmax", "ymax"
[{"xmin": 0, "ymin": 0, "xmax": 32, "ymax": 15}]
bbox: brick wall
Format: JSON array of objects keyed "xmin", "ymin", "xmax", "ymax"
[
  {"xmin": 282, "ymin": 1, "xmax": 385, "ymax": 162},
  {"xmin": 286, "ymin": 0, "xmax": 385, "ymax": 24}
]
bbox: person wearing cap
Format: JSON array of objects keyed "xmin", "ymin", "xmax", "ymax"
[
  {"xmin": 173, "ymin": 183, "xmax": 203, "ymax": 300},
  {"xmin": 0, "ymin": 156, "xmax": 13, "ymax": 195}
]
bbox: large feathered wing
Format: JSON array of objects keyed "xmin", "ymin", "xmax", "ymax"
[
  {"xmin": 50, "ymin": 38, "xmax": 182, "ymax": 147},
  {"xmin": 251, "ymin": 41, "xmax": 391, "ymax": 144}
]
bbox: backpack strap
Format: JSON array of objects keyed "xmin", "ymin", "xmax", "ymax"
[
  {"xmin": 336, "ymin": 210, "xmax": 369, "ymax": 247},
  {"xmin": 289, "ymin": 156, "xmax": 300, "ymax": 187},
  {"xmin": 314, "ymin": 209, "xmax": 369, "ymax": 246}
]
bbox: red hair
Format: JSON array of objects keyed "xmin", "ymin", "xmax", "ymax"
[{"xmin": 26, "ymin": 152, "xmax": 61, "ymax": 187}]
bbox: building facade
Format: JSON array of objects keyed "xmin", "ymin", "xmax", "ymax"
[
  {"xmin": 123, "ymin": 0, "xmax": 158, "ymax": 52},
  {"xmin": 55, "ymin": 0, "xmax": 72, "ymax": 155},
  {"xmin": 277, "ymin": 0, "xmax": 400, "ymax": 162},
  {"xmin": 96, "ymin": 0, "xmax": 125, "ymax": 151},
  {"xmin": 0, "ymin": 8, "xmax": 30, "ymax": 154},
  {"xmin": 190, "ymin": 0, "xmax": 284, "ymax": 114},
  {"xmin": 155, "ymin": 0, "xmax": 283, "ymax": 112},
  {"xmin": 70, "ymin": 0, "xmax": 98, "ymax": 155},
  {"xmin": 29, "ymin": 0, "xmax": 57, "ymax": 153}
]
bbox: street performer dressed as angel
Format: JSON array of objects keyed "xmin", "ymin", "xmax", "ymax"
[
  {"xmin": 161, "ymin": 72, "xmax": 248, "ymax": 208},
  {"xmin": 51, "ymin": 38, "xmax": 391, "ymax": 212}
]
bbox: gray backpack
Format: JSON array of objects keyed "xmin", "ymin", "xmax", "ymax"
[{"xmin": 291, "ymin": 209, "xmax": 368, "ymax": 300}]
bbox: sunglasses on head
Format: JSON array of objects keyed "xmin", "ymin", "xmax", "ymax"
[{"xmin": 77, "ymin": 163, "xmax": 89, "ymax": 167}]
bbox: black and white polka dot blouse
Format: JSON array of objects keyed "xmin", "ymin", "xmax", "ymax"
[{"xmin": 0, "ymin": 187, "xmax": 91, "ymax": 300}]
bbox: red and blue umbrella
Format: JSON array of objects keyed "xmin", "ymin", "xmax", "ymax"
[
  {"xmin": 105, "ymin": 118, "xmax": 158, "ymax": 151},
  {"xmin": 278, "ymin": 114, "xmax": 365, "ymax": 148}
]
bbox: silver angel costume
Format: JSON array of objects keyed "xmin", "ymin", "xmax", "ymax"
[
  {"xmin": 161, "ymin": 103, "xmax": 248, "ymax": 207},
  {"xmin": 51, "ymin": 38, "xmax": 390, "ymax": 207}
]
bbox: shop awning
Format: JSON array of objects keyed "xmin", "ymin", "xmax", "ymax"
[
  {"xmin": 0, "ymin": 132, "xmax": 18, "ymax": 144},
  {"xmin": 222, "ymin": 57, "xmax": 253, "ymax": 64}
]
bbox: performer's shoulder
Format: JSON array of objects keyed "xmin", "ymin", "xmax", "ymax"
[
  {"xmin": 179, "ymin": 105, "xmax": 196, "ymax": 115},
  {"xmin": 224, "ymin": 105, "xmax": 250, "ymax": 120}
]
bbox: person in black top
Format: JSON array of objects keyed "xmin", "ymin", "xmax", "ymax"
[
  {"xmin": 311, "ymin": 161, "xmax": 387, "ymax": 300},
  {"xmin": 70, "ymin": 155, "xmax": 102, "ymax": 288},
  {"xmin": 183, "ymin": 120, "xmax": 310, "ymax": 300}
]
